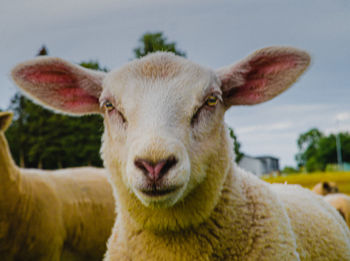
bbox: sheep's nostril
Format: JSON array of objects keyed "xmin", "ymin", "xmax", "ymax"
[
  {"xmin": 134, "ymin": 156, "xmax": 178, "ymax": 181},
  {"xmin": 159, "ymin": 156, "xmax": 177, "ymax": 179}
]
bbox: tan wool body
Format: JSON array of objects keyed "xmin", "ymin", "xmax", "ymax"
[
  {"xmin": 0, "ymin": 112, "xmax": 116, "ymax": 261},
  {"xmin": 311, "ymin": 182, "xmax": 350, "ymax": 228},
  {"xmin": 271, "ymin": 183, "xmax": 350, "ymax": 260},
  {"xmin": 11, "ymin": 47, "xmax": 350, "ymax": 260},
  {"xmin": 324, "ymin": 193, "xmax": 350, "ymax": 228}
]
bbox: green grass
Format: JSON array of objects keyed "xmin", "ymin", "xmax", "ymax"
[{"xmin": 263, "ymin": 171, "xmax": 350, "ymax": 195}]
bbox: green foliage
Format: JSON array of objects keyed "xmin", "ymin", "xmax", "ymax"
[
  {"xmin": 37, "ymin": 45, "xmax": 48, "ymax": 56},
  {"xmin": 80, "ymin": 61, "xmax": 108, "ymax": 72},
  {"xmin": 295, "ymin": 128, "xmax": 323, "ymax": 169},
  {"xmin": 5, "ymin": 58, "xmax": 106, "ymax": 169},
  {"xmin": 295, "ymin": 128, "xmax": 350, "ymax": 172},
  {"xmin": 134, "ymin": 32, "xmax": 186, "ymax": 58},
  {"xmin": 228, "ymin": 127, "xmax": 244, "ymax": 163},
  {"xmin": 318, "ymin": 133, "xmax": 350, "ymax": 169}
]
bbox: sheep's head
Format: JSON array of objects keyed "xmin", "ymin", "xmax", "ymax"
[
  {"xmin": 312, "ymin": 181, "xmax": 339, "ymax": 195},
  {"xmin": 11, "ymin": 47, "xmax": 310, "ymax": 230},
  {"xmin": 99, "ymin": 54, "xmax": 230, "ymax": 210}
]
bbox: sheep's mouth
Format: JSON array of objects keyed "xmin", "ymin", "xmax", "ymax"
[{"xmin": 140, "ymin": 185, "xmax": 179, "ymax": 197}]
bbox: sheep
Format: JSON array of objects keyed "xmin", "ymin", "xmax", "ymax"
[
  {"xmin": 324, "ymin": 193, "xmax": 350, "ymax": 228},
  {"xmin": 0, "ymin": 112, "xmax": 116, "ymax": 260},
  {"xmin": 310, "ymin": 182, "xmax": 350, "ymax": 229},
  {"xmin": 312, "ymin": 181, "xmax": 339, "ymax": 195},
  {"xmin": 11, "ymin": 46, "xmax": 350, "ymax": 260}
]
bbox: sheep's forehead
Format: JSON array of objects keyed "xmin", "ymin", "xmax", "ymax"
[{"xmin": 103, "ymin": 53, "xmax": 218, "ymax": 108}]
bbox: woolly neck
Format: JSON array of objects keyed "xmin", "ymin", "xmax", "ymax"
[{"xmin": 106, "ymin": 167, "xmax": 258, "ymax": 260}]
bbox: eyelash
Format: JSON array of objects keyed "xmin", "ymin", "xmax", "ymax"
[
  {"xmin": 191, "ymin": 95, "xmax": 219, "ymax": 126},
  {"xmin": 103, "ymin": 101, "xmax": 127, "ymax": 124},
  {"xmin": 102, "ymin": 94, "xmax": 219, "ymax": 126}
]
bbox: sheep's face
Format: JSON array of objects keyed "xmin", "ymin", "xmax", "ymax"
[
  {"xmin": 100, "ymin": 54, "xmax": 227, "ymax": 208},
  {"xmin": 12, "ymin": 47, "xmax": 310, "ymax": 230}
]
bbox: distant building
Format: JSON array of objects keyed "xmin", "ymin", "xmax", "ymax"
[{"xmin": 238, "ymin": 155, "xmax": 280, "ymax": 177}]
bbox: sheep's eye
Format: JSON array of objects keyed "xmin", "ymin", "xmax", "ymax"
[
  {"xmin": 104, "ymin": 101, "xmax": 115, "ymax": 112},
  {"xmin": 205, "ymin": 95, "xmax": 218, "ymax": 107}
]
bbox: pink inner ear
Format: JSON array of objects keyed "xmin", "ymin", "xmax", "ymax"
[
  {"xmin": 13, "ymin": 60, "xmax": 103, "ymax": 114},
  {"xmin": 259, "ymin": 60, "xmax": 296, "ymax": 74},
  {"xmin": 248, "ymin": 54, "xmax": 298, "ymax": 77},
  {"xmin": 224, "ymin": 54, "xmax": 301, "ymax": 105},
  {"xmin": 242, "ymin": 78, "xmax": 268, "ymax": 90},
  {"xmin": 238, "ymin": 78, "xmax": 268, "ymax": 103},
  {"xmin": 21, "ymin": 64, "xmax": 75, "ymax": 85},
  {"xmin": 58, "ymin": 88, "xmax": 99, "ymax": 110},
  {"xmin": 59, "ymin": 87, "xmax": 90, "ymax": 97},
  {"xmin": 21, "ymin": 64, "xmax": 99, "ymax": 111}
]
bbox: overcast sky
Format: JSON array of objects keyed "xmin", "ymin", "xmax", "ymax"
[{"xmin": 1, "ymin": 0, "xmax": 349, "ymax": 167}]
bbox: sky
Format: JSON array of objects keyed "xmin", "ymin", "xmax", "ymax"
[{"xmin": 1, "ymin": 0, "xmax": 349, "ymax": 167}]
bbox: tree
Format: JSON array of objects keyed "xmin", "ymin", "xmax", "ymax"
[
  {"xmin": 295, "ymin": 128, "xmax": 323, "ymax": 171},
  {"xmin": 134, "ymin": 32, "xmax": 186, "ymax": 58},
  {"xmin": 228, "ymin": 127, "xmax": 244, "ymax": 163},
  {"xmin": 37, "ymin": 45, "xmax": 48, "ymax": 56},
  {"xmin": 317, "ymin": 133, "xmax": 350, "ymax": 170},
  {"xmin": 80, "ymin": 60, "xmax": 108, "ymax": 72},
  {"xmin": 7, "ymin": 92, "xmax": 54, "ymax": 168},
  {"xmin": 295, "ymin": 128, "xmax": 350, "ymax": 172}
]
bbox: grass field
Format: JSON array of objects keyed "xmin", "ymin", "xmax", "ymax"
[{"xmin": 263, "ymin": 171, "xmax": 350, "ymax": 195}]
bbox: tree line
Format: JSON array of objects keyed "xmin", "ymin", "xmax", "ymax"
[{"xmin": 294, "ymin": 128, "xmax": 350, "ymax": 173}]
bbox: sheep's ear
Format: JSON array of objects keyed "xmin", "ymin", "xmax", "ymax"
[
  {"xmin": 0, "ymin": 112, "xmax": 13, "ymax": 132},
  {"xmin": 11, "ymin": 57, "xmax": 106, "ymax": 115},
  {"xmin": 216, "ymin": 47, "xmax": 310, "ymax": 107}
]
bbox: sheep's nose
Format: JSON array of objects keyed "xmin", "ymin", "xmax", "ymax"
[{"xmin": 134, "ymin": 156, "xmax": 178, "ymax": 181}]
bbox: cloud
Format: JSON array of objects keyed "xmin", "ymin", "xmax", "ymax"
[
  {"xmin": 336, "ymin": 112, "xmax": 350, "ymax": 122},
  {"xmin": 324, "ymin": 112, "xmax": 350, "ymax": 134},
  {"xmin": 237, "ymin": 122, "xmax": 293, "ymax": 134},
  {"xmin": 324, "ymin": 125, "xmax": 350, "ymax": 135}
]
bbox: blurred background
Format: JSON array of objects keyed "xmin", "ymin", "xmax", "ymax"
[{"xmin": 1, "ymin": 0, "xmax": 349, "ymax": 190}]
